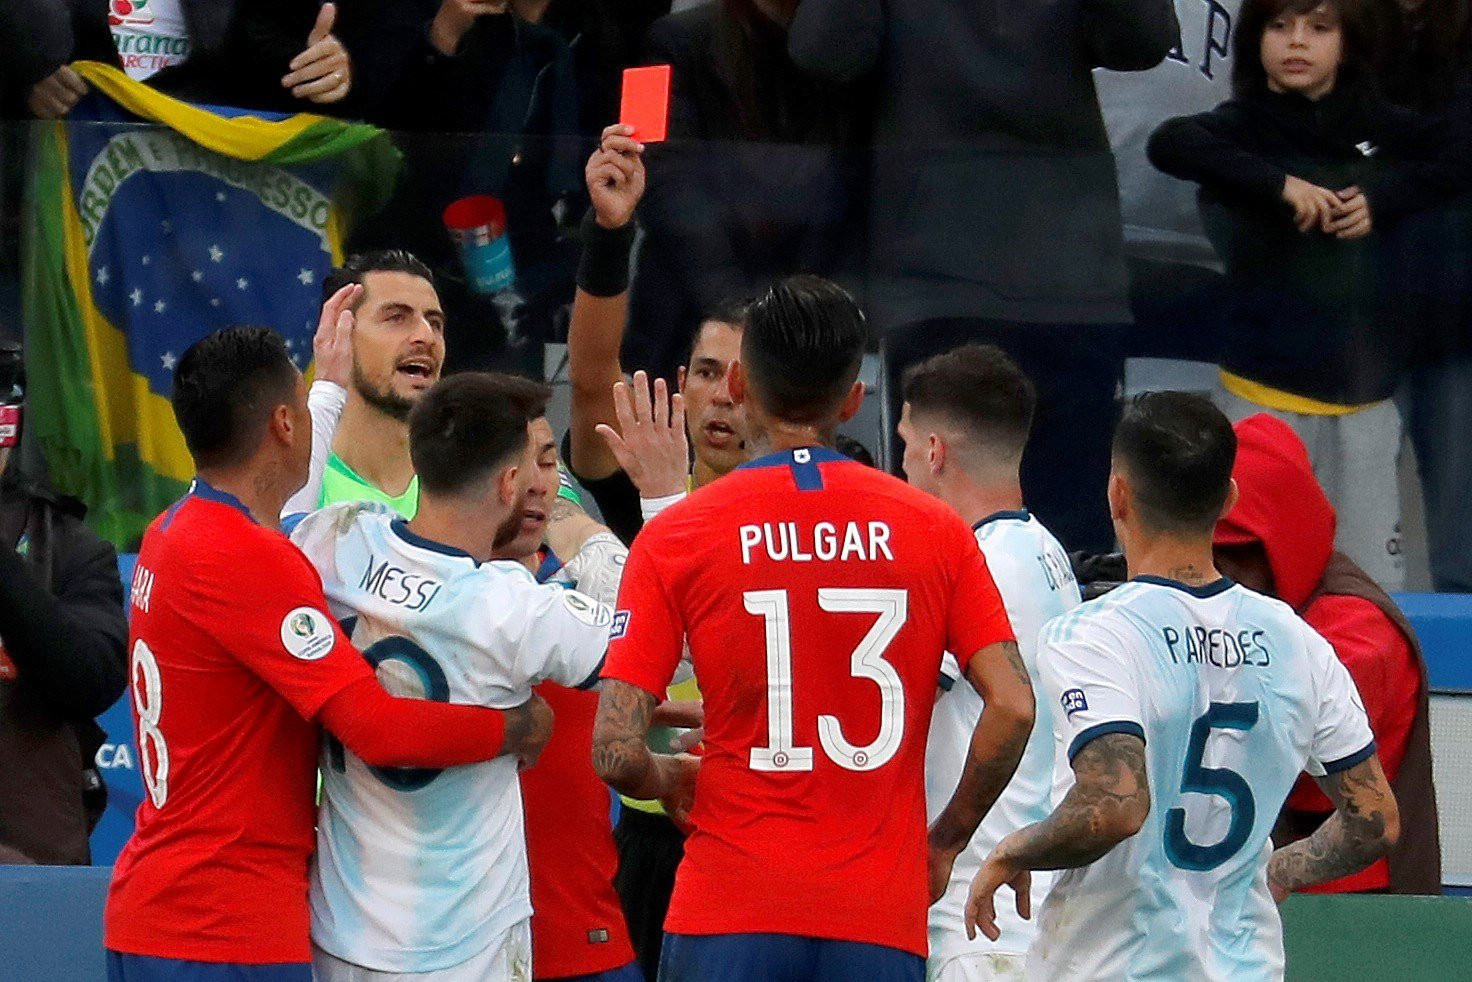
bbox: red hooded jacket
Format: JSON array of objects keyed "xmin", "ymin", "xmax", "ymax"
[{"xmin": 1215, "ymin": 414, "xmax": 1433, "ymax": 893}]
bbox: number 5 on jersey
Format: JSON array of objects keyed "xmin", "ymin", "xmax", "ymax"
[{"xmin": 745, "ymin": 588, "xmax": 907, "ymax": 773}]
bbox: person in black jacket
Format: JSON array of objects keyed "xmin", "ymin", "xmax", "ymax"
[
  {"xmin": 1373, "ymin": 0, "xmax": 1472, "ymax": 593},
  {"xmin": 0, "ymin": 338, "xmax": 128, "ymax": 865},
  {"xmin": 788, "ymin": 0, "xmax": 1179, "ymax": 553},
  {"xmin": 1, "ymin": 0, "xmax": 357, "ymax": 119},
  {"xmin": 1147, "ymin": 0, "xmax": 1472, "ymax": 590},
  {"xmin": 624, "ymin": 0, "xmax": 867, "ymax": 385}
]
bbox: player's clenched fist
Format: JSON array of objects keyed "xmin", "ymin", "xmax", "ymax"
[
  {"xmin": 504, "ymin": 692, "xmax": 555, "ymax": 771},
  {"xmin": 587, "ymin": 124, "xmax": 646, "ymax": 230}
]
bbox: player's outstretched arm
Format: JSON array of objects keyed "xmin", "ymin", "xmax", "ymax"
[
  {"xmin": 593, "ymin": 679, "xmax": 699, "ymax": 825},
  {"xmin": 964, "ymin": 732, "xmax": 1150, "ymax": 941},
  {"xmin": 929, "ymin": 640, "xmax": 1035, "ymax": 902},
  {"xmin": 569, "ymin": 125, "xmax": 645, "ymax": 482},
  {"xmin": 321, "ymin": 680, "xmax": 554, "ymax": 770},
  {"xmin": 1266, "ymin": 755, "xmax": 1399, "ymax": 901}
]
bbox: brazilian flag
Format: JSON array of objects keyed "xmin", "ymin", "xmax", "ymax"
[{"xmin": 22, "ymin": 62, "xmax": 398, "ymax": 547}]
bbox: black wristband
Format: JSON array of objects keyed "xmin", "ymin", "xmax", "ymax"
[{"xmin": 577, "ymin": 208, "xmax": 636, "ymax": 298}]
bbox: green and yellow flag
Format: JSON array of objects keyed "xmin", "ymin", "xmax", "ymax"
[{"xmin": 22, "ymin": 62, "xmax": 398, "ymax": 546}]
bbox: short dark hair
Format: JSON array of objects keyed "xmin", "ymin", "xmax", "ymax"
[
  {"xmin": 1232, "ymin": 0, "xmax": 1375, "ymax": 96},
  {"xmin": 409, "ymin": 373, "xmax": 533, "ymax": 496},
  {"xmin": 679, "ymin": 298, "xmax": 749, "ymax": 368},
  {"xmin": 171, "ymin": 327, "xmax": 299, "ymax": 470},
  {"xmin": 741, "ymin": 276, "xmax": 867, "ymax": 424},
  {"xmin": 902, "ymin": 344, "xmax": 1035, "ymax": 462},
  {"xmin": 323, "ymin": 250, "xmax": 435, "ymax": 305},
  {"xmin": 479, "ymin": 372, "xmax": 552, "ymax": 421},
  {"xmin": 1113, "ymin": 392, "xmax": 1237, "ymax": 536}
]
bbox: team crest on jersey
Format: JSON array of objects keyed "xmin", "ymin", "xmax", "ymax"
[
  {"xmin": 562, "ymin": 590, "xmax": 613, "ymax": 628},
  {"xmin": 1061, "ymin": 688, "xmax": 1089, "ymax": 717},
  {"xmin": 610, "ymin": 610, "xmax": 631, "ymax": 639},
  {"xmin": 280, "ymin": 606, "xmax": 335, "ymax": 661}
]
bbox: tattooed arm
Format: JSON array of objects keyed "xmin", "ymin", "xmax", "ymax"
[
  {"xmin": 928, "ymin": 640, "xmax": 1036, "ymax": 902},
  {"xmin": 1267, "ymin": 755, "xmax": 1399, "ymax": 901},
  {"xmin": 964, "ymin": 732, "xmax": 1150, "ymax": 940},
  {"xmin": 593, "ymin": 679, "xmax": 700, "ymax": 825}
]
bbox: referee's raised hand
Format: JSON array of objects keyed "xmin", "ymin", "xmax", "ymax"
[{"xmin": 597, "ymin": 370, "xmax": 689, "ymax": 500}]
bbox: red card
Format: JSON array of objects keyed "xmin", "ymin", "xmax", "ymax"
[{"xmin": 620, "ymin": 65, "xmax": 671, "ymax": 143}]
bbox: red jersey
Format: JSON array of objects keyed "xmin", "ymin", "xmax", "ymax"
[
  {"xmin": 602, "ymin": 448, "xmax": 1014, "ymax": 958},
  {"xmin": 521, "ymin": 682, "xmax": 635, "ymax": 978},
  {"xmin": 105, "ymin": 481, "xmax": 373, "ymax": 964}
]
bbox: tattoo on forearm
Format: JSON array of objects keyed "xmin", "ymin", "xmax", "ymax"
[
  {"xmin": 593, "ymin": 680, "xmax": 658, "ymax": 796},
  {"xmin": 1268, "ymin": 759, "xmax": 1393, "ymax": 893},
  {"xmin": 999, "ymin": 641, "xmax": 1031, "ymax": 690},
  {"xmin": 1007, "ymin": 733, "xmax": 1150, "ymax": 871}
]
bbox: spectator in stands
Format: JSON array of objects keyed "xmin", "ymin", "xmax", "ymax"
[
  {"xmin": 1373, "ymin": 0, "xmax": 1472, "ymax": 593},
  {"xmin": 1214, "ymin": 413, "xmax": 1441, "ymax": 894},
  {"xmin": 1147, "ymin": 0, "xmax": 1472, "ymax": 590},
  {"xmin": 624, "ymin": 0, "xmax": 866, "ymax": 384},
  {"xmin": 788, "ymin": 0, "xmax": 1179, "ymax": 553},
  {"xmin": 0, "ymin": 337, "xmax": 128, "ymax": 865},
  {"xmin": 2, "ymin": 0, "xmax": 355, "ymax": 118},
  {"xmin": 1095, "ymin": 0, "xmax": 1241, "ymax": 364}
]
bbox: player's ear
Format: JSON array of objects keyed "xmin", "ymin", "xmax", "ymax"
[
  {"xmin": 1107, "ymin": 469, "xmax": 1129, "ymax": 524},
  {"xmin": 926, "ymin": 432, "xmax": 944, "ymax": 476},
  {"xmin": 268, "ymin": 402, "xmax": 294, "ymax": 446},
  {"xmin": 728, "ymin": 360, "xmax": 747, "ymax": 406},
  {"xmin": 1219, "ymin": 478, "xmax": 1240, "ymax": 521},
  {"xmin": 498, "ymin": 465, "xmax": 520, "ymax": 506},
  {"xmin": 836, "ymin": 379, "xmax": 864, "ymax": 423}
]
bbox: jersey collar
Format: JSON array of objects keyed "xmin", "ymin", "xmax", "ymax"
[
  {"xmin": 390, "ymin": 518, "xmax": 480, "ymax": 566},
  {"xmin": 973, "ymin": 508, "xmax": 1030, "ymax": 530},
  {"xmin": 189, "ymin": 479, "xmax": 255, "ymax": 521},
  {"xmin": 736, "ymin": 446, "xmax": 848, "ymax": 491},
  {"xmin": 1132, "ymin": 574, "xmax": 1237, "ymax": 599}
]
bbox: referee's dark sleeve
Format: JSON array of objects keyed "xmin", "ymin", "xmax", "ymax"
[{"xmin": 0, "ymin": 521, "xmax": 128, "ymax": 720}]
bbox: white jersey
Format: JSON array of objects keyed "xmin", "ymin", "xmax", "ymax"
[
  {"xmin": 291, "ymin": 502, "xmax": 614, "ymax": 973},
  {"xmin": 925, "ymin": 511, "xmax": 1082, "ymax": 964},
  {"xmin": 1031, "ymin": 577, "xmax": 1375, "ymax": 982}
]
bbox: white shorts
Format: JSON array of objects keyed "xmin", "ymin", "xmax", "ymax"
[
  {"xmin": 312, "ymin": 918, "xmax": 531, "ymax": 982},
  {"xmin": 928, "ymin": 950, "xmax": 1027, "ymax": 982}
]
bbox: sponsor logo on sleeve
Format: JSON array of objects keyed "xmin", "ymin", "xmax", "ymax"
[
  {"xmin": 1061, "ymin": 688, "xmax": 1089, "ymax": 717},
  {"xmin": 562, "ymin": 591, "xmax": 614, "ymax": 628},
  {"xmin": 610, "ymin": 610, "xmax": 631, "ymax": 640},
  {"xmin": 280, "ymin": 606, "xmax": 336, "ymax": 661}
]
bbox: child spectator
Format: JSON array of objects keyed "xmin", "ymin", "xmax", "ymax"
[{"xmin": 1147, "ymin": 0, "xmax": 1471, "ymax": 590}]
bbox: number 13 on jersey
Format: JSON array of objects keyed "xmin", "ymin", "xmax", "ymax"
[{"xmin": 744, "ymin": 588, "xmax": 908, "ymax": 773}]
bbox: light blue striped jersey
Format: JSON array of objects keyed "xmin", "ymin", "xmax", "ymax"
[
  {"xmin": 925, "ymin": 510, "xmax": 1081, "ymax": 962},
  {"xmin": 1030, "ymin": 577, "xmax": 1375, "ymax": 981},
  {"xmin": 290, "ymin": 502, "xmax": 613, "ymax": 973}
]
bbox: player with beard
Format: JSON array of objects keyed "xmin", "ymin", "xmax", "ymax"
[
  {"xmin": 283, "ymin": 250, "xmax": 446, "ymax": 519},
  {"xmin": 292, "ymin": 373, "xmax": 646, "ymax": 981}
]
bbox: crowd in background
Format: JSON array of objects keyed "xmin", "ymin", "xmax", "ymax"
[{"xmin": 0, "ymin": 0, "xmax": 1468, "ymax": 585}]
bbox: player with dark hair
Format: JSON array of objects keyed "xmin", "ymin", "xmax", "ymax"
[
  {"xmin": 105, "ymin": 329, "xmax": 551, "ymax": 982},
  {"xmin": 897, "ymin": 344, "xmax": 1081, "ymax": 980},
  {"xmin": 292, "ymin": 371, "xmax": 635, "ymax": 981},
  {"xmin": 593, "ymin": 276, "xmax": 1035, "ymax": 982},
  {"xmin": 286, "ymin": 249, "xmax": 446, "ymax": 518},
  {"xmin": 966, "ymin": 391, "xmax": 1399, "ymax": 980}
]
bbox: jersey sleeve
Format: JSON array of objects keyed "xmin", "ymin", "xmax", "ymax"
[
  {"xmin": 502, "ymin": 579, "xmax": 614, "ymax": 690},
  {"xmin": 600, "ymin": 530, "xmax": 685, "ymax": 700},
  {"xmin": 1037, "ymin": 615, "xmax": 1146, "ymax": 763},
  {"xmin": 943, "ymin": 519, "xmax": 1016, "ymax": 673},
  {"xmin": 1302, "ymin": 629, "xmax": 1377, "ymax": 777},
  {"xmin": 186, "ymin": 534, "xmax": 373, "ymax": 721}
]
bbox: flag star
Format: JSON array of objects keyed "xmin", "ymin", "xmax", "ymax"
[
  {"xmin": 191, "ymin": 270, "xmax": 204, "ymax": 282},
  {"xmin": 129, "ymin": 288, "xmax": 144, "ymax": 307},
  {"xmin": 160, "ymin": 220, "xmax": 173, "ymax": 233},
  {"xmin": 236, "ymin": 278, "xmax": 249, "ymax": 290},
  {"xmin": 96, "ymin": 266, "xmax": 110, "ymax": 286},
  {"xmin": 215, "ymin": 191, "xmax": 227, "ymax": 203},
  {"xmin": 141, "ymin": 255, "xmax": 152, "ymax": 266},
  {"xmin": 297, "ymin": 268, "xmax": 314, "ymax": 286},
  {"xmin": 285, "ymin": 338, "xmax": 296, "ymax": 349},
  {"xmin": 161, "ymin": 351, "xmax": 177, "ymax": 371},
  {"xmin": 154, "ymin": 300, "xmax": 167, "ymax": 314},
  {"xmin": 210, "ymin": 298, "xmax": 221, "ymax": 307},
  {"xmin": 209, "ymin": 245, "xmax": 224, "ymax": 263}
]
